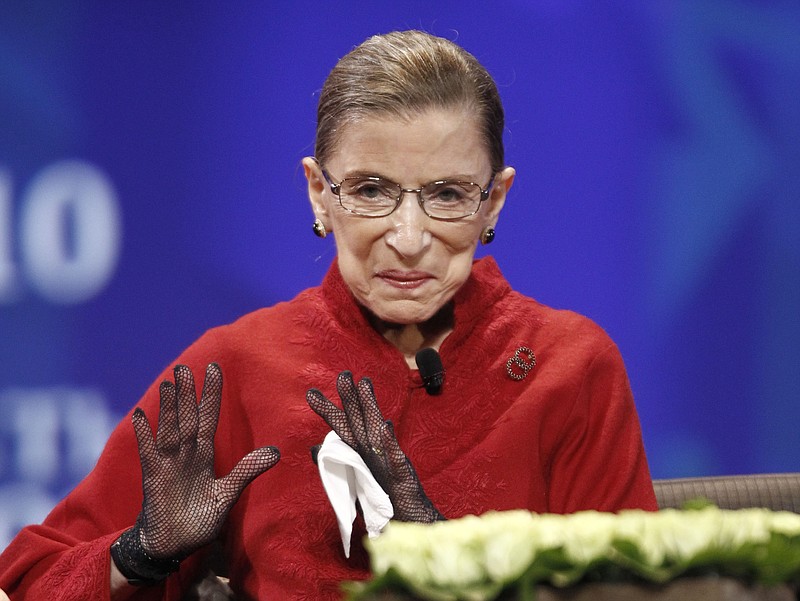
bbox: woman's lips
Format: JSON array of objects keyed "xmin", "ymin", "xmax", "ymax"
[{"xmin": 376, "ymin": 270, "xmax": 434, "ymax": 289}]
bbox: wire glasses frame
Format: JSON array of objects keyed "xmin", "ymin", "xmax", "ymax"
[{"xmin": 314, "ymin": 159, "xmax": 496, "ymax": 222}]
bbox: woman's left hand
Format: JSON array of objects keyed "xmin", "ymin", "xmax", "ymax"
[{"xmin": 307, "ymin": 371, "xmax": 444, "ymax": 523}]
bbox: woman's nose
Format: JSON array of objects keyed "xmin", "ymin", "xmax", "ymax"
[{"xmin": 384, "ymin": 191, "xmax": 432, "ymax": 258}]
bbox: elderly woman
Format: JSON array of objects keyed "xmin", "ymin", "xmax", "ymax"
[{"xmin": 0, "ymin": 30, "xmax": 655, "ymax": 600}]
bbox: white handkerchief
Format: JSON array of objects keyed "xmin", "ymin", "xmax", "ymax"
[{"xmin": 316, "ymin": 430, "xmax": 394, "ymax": 557}]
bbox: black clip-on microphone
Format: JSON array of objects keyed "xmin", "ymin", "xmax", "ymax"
[{"xmin": 415, "ymin": 347, "xmax": 445, "ymax": 395}]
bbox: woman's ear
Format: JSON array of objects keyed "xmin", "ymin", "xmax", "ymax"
[
  {"xmin": 485, "ymin": 166, "xmax": 515, "ymax": 224},
  {"xmin": 302, "ymin": 157, "xmax": 330, "ymax": 225}
]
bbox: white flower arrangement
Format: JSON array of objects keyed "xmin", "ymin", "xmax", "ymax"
[{"xmin": 344, "ymin": 507, "xmax": 800, "ymax": 601}]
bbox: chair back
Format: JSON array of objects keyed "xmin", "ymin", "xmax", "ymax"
[{"xmin": 653, "ymin": 473, "xmax": 800, "ymax": 512}]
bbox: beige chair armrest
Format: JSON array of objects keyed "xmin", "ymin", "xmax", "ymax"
[{"xmin": 653, "ymin": 473, "xmax": 800, "ymax": 512}]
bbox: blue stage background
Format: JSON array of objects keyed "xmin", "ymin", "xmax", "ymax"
[{"xmin": 1, "ymin": 2, "xmax": 798, "ymax": 548}]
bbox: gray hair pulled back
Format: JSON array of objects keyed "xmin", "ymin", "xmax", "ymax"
[{"xmin": 315, "ymin": 30, "xmax": 505, "ymax": 173}]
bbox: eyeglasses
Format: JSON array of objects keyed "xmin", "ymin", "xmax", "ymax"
[{"xmin": 316, "ymin": 161, "xmax": 495, "ymax": 221}]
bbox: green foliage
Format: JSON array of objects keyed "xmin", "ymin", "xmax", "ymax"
[{"xmin": 345, "ymin": 507, "xmax": 800, "ymax": 601}]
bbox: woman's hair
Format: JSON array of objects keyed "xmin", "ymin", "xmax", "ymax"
[{"xmin": 315, "ymin": 30, "xmax": 505, "ymax": 173}]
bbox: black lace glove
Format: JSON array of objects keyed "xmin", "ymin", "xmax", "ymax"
[
  {"xmin": 306, "ymin": 370, "xmax": 444, "ymax": 523},
  {"xmin": 111, "ymin": 363, "xmax": 281, "ymax": 585}
]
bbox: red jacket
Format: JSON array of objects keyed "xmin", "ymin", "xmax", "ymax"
[{"xmin": 0, "ymin": 257, "xmax": 656, "ymax": 600}]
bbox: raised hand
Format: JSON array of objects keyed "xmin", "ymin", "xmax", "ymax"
[
  {"xmin": 307, "ymin": 371, "xmax": 444, "ymax": 523},
  {"xmin": 111, "ymin": 363, "xmax": 280, "ymax": 585}
]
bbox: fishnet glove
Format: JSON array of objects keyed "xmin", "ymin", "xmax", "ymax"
[
  {"xmin": 307, "ymin": 371, "xmax": 444, "ymax": 523},
  {"xmin": 111, "ymin": 363, "xmax": 281, "ymax": 585}
]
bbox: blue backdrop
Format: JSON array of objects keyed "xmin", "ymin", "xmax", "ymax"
[{"xmin": 1, "ymin": 2, "xmax": 798, "ymax": 548}]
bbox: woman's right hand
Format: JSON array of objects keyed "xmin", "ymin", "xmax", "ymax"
[{"xmin": 112, "ymin": 363, "xmax": 280, "ymax": 584}]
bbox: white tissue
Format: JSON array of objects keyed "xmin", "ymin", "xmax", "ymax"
[{"xmin": 316, "ymin": 430, "xmax": 394, "ymax": 557}]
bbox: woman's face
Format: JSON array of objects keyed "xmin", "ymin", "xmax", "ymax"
[{"xmin": 304, "ymin": 108, "xmax": 514, "ymax": 325}]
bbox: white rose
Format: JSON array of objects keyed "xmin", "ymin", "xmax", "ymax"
[
  {"xmin": 560, "ymin": 511, "xmax": 616, "ymax": 564},
  {"xmin": 368, "ymin": 521, "xmax": 435, "ymax": 583},
  {"xmin": 655, "ymin": 508, "xmax": 719, "ymax": 561},
  {"xmin": 428, "ymin": 537, "xmax": 485, "ymax": 588},
  {"xmin": 613, "ymin": 510, "xmax": 666, "ymax": 566},
  {"xmin": 715, "ymin": 508, "xmax": 771, "ymax": 550},
  {"xmin": 530, "ymin": 513, "xmax": 569, "ymax": 550},
  {"xmin": 484, "ymin": 512, "xmax": 539, "ymax": 582},
  {"xmin": 768, "ymin": 511, "xmax": 800, "ymax": 537}
]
